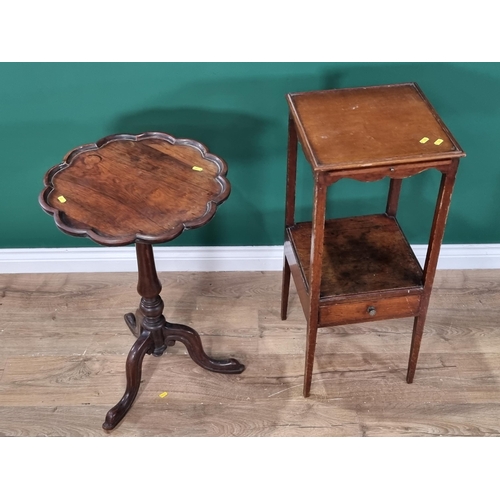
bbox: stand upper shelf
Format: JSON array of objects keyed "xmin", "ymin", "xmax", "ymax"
[{"xmin": 287, "ymin": 82, "xmax": 465, "ymax": 171}]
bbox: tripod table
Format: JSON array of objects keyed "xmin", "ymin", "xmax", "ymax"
[{"xmin": 39, "ymin": 132, "xmax": 245, "ymax": 430}]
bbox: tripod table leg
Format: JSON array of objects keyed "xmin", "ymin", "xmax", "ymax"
[{"xmin": 102, "ymin": 332, "xmax": 154, "ymax": 430}]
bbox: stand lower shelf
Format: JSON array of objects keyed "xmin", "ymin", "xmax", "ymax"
[{"xmin": 285, "ymin": 214, "xmax": 424, "ymax": 327}]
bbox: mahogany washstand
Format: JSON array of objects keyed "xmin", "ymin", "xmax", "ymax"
[
  {"xmin": 281, "ymin": 83, "xmax": 465, "ymax": 397},
  {"xmin": 39, "ymin": 132, "xmax": 245, "ymax": 430}
]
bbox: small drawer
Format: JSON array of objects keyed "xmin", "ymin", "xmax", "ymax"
[{"xmin": 318, "ymin": 294, "xmax": 421, "ymax": 327}]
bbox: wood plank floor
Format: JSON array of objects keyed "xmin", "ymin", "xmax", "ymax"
[{"xmin": 0, "ymin": 269, "xmax": 499, "ymax": 436}]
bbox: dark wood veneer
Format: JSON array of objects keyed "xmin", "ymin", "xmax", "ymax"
[
  {"xmin": 39, "ymin": 132, "xmax": 230, "ymax": 246},
  {"xmin": 289, "ymin": 214, "xmax": 423, "ymax": 297}
]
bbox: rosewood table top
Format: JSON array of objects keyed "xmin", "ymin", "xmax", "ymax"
[{"xmin": 39, "ymin": 132, "xmax": 230, "ymax": 246}]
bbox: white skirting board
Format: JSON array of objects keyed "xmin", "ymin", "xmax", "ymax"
[{"xmin": 0, "ymin": 244, "xmax": 500, "ymax": 274}]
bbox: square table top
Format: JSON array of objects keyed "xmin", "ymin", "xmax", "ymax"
[{"xmin": 287, "ymin": 82, "xmax": 465, "ymax": 172}]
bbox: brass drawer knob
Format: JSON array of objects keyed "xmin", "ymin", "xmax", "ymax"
[{"xmin": 367, "ymin": 306, "xmax": 376, "ymax": 316}]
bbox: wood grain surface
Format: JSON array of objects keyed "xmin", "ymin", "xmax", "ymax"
[
  {"xmin": 287, "ymin": 83, "xmax": 465, "ymax": 170},
  {"xmin": 39, "ymin": 133, "xmax": 230, "ymax": 246},
  {"xmin": 289, "ymin": 214, "xmax": 423, "ymax": 297},
  {"xmin": 1, "ymin": 269, "xmax": 499, "ymax": 436}
]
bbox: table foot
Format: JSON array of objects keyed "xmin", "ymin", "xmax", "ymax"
[
  {"xmin": 281, "ymin": 257, "xmax": 291, "ymax": 321},
  {"xmin": 102, "ymin": 332, "xmax": 154, "ymax": 431},
  {"xmin": 124, "ymin": 311, "xmax": 142, "ymax": 338},
  {"xmin": 406, "ymin": 314, "xmax": 426, "ymax": 384},
  {"xmin": 164, "ymin": 322, "xmax": 245, "ymax": 374}
]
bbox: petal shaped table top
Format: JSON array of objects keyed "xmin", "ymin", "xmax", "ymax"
[{"xmin": 39, "ymin": 132, "xmax": 230, "ymax": 246}]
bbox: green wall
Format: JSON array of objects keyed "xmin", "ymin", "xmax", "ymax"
[{"xmin": 1, "ymin": 62, "xmax": 499, "ymax": 248}]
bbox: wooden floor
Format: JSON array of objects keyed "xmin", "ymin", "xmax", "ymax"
[{"xmin": 0, "ymin": 269, "xmax": 499, "ymax": 436}]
